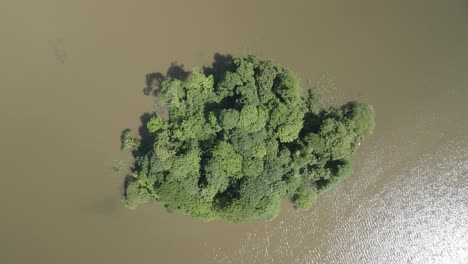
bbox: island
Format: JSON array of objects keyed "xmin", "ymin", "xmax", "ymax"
[{"xmin": 121, "ymin": 55, "xmax": 375, "ymax": 222}]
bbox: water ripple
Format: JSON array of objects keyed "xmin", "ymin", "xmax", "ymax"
[{"xmin": 210, "ymin": 137, "xmax": 468, "ymax": 264}]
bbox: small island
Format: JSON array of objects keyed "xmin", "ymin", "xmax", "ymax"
[{"xmin": 121, "ymin": 55, "xmax": 374, "ymax": 222}]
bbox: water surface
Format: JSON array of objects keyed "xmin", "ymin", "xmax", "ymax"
[{"xmin": 1, "ymin": 0, "xmax": 467, "ymax": 263}]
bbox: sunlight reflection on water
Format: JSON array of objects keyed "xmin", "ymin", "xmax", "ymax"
[{"xmin": 211, "ymin": 137, "xmax": 468, "ymax": 264}]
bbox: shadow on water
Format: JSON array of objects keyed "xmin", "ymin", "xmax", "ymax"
[
  {"xmin": 202, "ymin": 53, "xmax": 233, "ymax": 83},
  {"xmin": 138, "ymin": 112, "xmax": 156, "ymax": 146},
  {"xmin": 142, "ymin": 53, "xmax": 233, "ymax": 96},
  {"xmin": 143, "ymin": 72, "xmax": 164, "ymax": 96},
  {"xmin": 143, "ymin": 62, "xmax": 189, "ymax": 96},
  {"xmin": 118, "ymin": 112, "xmax": 156, "ymax": 162}
]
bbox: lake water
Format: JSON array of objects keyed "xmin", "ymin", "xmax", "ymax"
[{"xmin": 1, "ymin": 0, "xmax": 467, "ymax": 263}]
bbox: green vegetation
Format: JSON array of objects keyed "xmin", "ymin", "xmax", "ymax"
[{"xmin": 121, "ymin": 56, "xmax": 374, "ymax": 222}]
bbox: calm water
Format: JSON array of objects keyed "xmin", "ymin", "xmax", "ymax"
[{"xmin": 1, "ymin": 1, "xmax": 467, "ymax": 263}]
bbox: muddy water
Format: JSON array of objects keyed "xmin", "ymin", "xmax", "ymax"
[{"xmin": 1, "ymin": 0, "xmax": 467, "ymax": 263}]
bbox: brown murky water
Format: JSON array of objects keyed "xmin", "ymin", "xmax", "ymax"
[{"xmin": 1, "ymin": 0, "xmax": 467, "ymax": 263}]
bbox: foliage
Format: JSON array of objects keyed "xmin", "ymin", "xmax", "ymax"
[
  {"xmin": 121, "ymin": 56, "xmax": 375, "ymax": 222},
  {"xmin": 120, "ymin": 129, "xmax": 141, "ymax": 152},
  {"xmin": 293, "ymin": 182, "xmax": 318, "ymax": 210}
]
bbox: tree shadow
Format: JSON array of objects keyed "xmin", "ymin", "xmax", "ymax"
[
  {"xmin": 118, "ymin": 112, "xmax": 156, "ymax": 157},
  {"xmin": 203, "ymin": 53, "xmax": 233, "ymax": 83},
  {"xmin": 138, "ymin": 112, "xmax": 156, "ymax": 147},
  {"xmin": 142, "ymin": 53, "xmax": 233, "ymax": 96},
  {"xmin": 167, "ymin": 62, "xmax": 190, "ymax": 79},
  {"xmin": 143, "ymin": 62, "xmax": 190, "ymax": 96},
  {"xmin": 143, "ymin": 72, "xmax": 164, "ymax": 96}
]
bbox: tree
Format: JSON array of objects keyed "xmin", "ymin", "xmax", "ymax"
[{"xmin": 121, "ymin": 55, "xmax": 375, "ymax": 222}]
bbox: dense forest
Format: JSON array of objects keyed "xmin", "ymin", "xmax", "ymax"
[{"xmin": 121, "ymin": 56, "xmax": 375, "ymax": 222}]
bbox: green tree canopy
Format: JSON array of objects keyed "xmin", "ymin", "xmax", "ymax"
[{"xmin": 121, "ymin": 56, "xmax": 375, "ymax": 222}]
